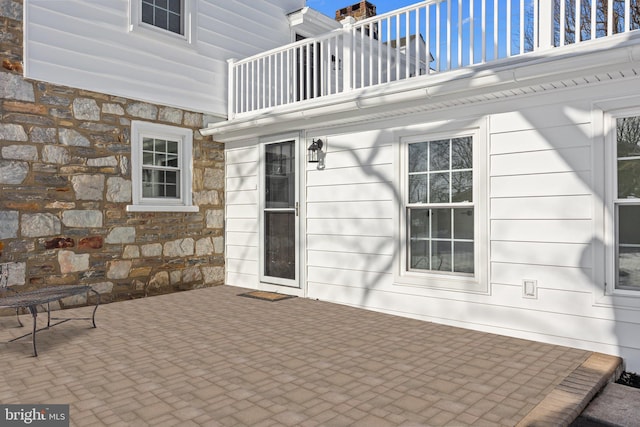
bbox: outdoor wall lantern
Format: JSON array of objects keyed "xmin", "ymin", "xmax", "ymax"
[{"xmin": 307, "ymin": 139, "xmax": 323, "ymax": 163}]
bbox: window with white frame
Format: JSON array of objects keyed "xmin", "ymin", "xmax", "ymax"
[
  {"xmin": 142, "ymin": 0, "xmax": 183, "ymax": 34},
  {"xmin": 128, "ymin": 121, "xmax": 196, "ymax": 212},
  {"xmin": 406, "ymin": 136, "xmax": 474, "ymax": 275},
  {"xmin": 129, "ymin": 0, "xmax": 196, "ymax": 44},
  {"xmin": 395, "ymin": 127, "xmax": 488, "ymax": 294},
  {"xmin": 613, "ymin": 115, "xmax": 640, "ymax": 290}
]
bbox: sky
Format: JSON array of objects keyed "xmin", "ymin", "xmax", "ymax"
[{"xmin": 305, "ymin": 0, "xmax": 419, "ymax": 20}]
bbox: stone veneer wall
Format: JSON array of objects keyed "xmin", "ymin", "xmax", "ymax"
[{"xmin": 0, "ymin": 0, "xmax": 224, "ymax": 309}]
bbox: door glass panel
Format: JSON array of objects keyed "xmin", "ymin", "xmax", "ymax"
[
  {"xmin": 266, "ymin": 143, "xmax": 295, "ymax": 209},
  {"xmin": 263, "ymin": 141, "xmax": 297, "ymax": 284},
  {"xmin": 265, "ymin": 212, "xmax": 296, "ymax": 280}
]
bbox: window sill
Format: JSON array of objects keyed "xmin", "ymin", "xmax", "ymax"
[{"xmin": 126, "ymin": 205, "xmax": 199, "ymax": 213}]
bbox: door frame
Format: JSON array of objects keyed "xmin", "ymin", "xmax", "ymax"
[{"xmin": 258, "ymin": 132, "xmax": 306, "ymax": 295}]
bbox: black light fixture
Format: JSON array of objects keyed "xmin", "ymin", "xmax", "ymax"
[{"xmin": 307, "ymin": 139, "xmax": 323, "ymax": 163}]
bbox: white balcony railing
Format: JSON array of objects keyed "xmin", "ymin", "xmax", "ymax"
[{"xmin": 228, "ymin": 0, "xmax": 640, "ymax": 118}]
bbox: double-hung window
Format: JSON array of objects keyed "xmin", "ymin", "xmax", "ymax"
[
  {"xmin": 407, "ymin": 137, "xmax": 474, "ymax": 274},
  {"xmin": 612, "ymin": 115, "xmax": 640, "ymax": 291},
  {"xmin": 398, "ymin": 129, "xmax": 486, "ymax": 292},
  {"xmin": 128, "ymin": 121, "xmax": 197, "ymax": 212},
  {"xmin": 129, "ymin": 0, "xmax": 196, "ymax": 44},
  {"xmin": 142, "ymin": 0, "xmax": 183, "ymax": 35}
]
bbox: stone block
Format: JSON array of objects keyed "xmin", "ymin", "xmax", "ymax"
[
  {"xmin": 29, "ymin": 127, "xmax": 57, "ymax": 143},
  {"xmin": 0, "ymin": 123, "xmax": 27, "ymax": 141},
  {"xmin": 213, "ymin": 236, "xmax": 224, "ymax": 254},
  {"xmin": 0, "ymin": 262, "xmax": 26, "ymax": 287},
  {"xmin": 195, "ymin": 237, "xmax": 214, "ymax": 256},
  {"xmin": 87, "ymin": 156, "xmax": 118, "ymax": 167},
  {"xmin": 62, "ymin": 210, "xmax": 103, "ymax": 228},
  {"xmin": 0, "ymin": 211, "xmax": 18, "ymax": 239},
  {"xmin": 42, "ymin": 145, "xmax": 71, "ymax": 164},
  {"xmin": 202, "ymin": 266, "xmax": 224, "ymax": 284},
  {"xmin": 102, "ymin": 103, "xmax": 125, "ymax": 115},
  {"xmin": 107, "ymin": 260, "xmax": 132, "ymax": 279},
  {"xmin": 149, "ymin": 270, "xmax": 170, "ymax": 289},
  {"xmin": 170, "ymin": 270, "xmax": 181, "ymax": 284},
  {"xmin": 73, "ymin": 98, "xmax": 100, "ymax": 120},
  {"xmin": 106, "ymin": 177, "xmax": 132, "ymax": 203},
  {"xmin": 105, "ymin": 227, "xmax": 135, "ymax": 244},
  {"xmin": 91, "ymin": 281, "xmax": 114, "ymax": 294},
  {"xmin": 61, "ymin": 293, "xmax": 87, "ymax": 306},
  {"xmin": 141, "ymin": 243, "xmax": 162, "ymax": 257},
  {"xmin": 123, "ymin": 245, "xmax": 140, "ymax": 259},
  {"xmin": 72, "ymin": 174, "xmax": 105, "ymax": 200},
  {"xmin": 183, "ymin": 112, "xmax": 203, "ymax": 128},
  {"xmin": 183, "ymin": 266, "xmax": 202, "ymax": 282},
  {"xmin": 130, "ymin": 266, "xmax": 152, "ymax": 277},
  {"xmin": 163, "ymin": 238, "xmax": 195, "ymax": 257},
  {"xmin": 3, "ymin": 100, "xmax": 48, "ymax": 114},
  {"xmin": 0, "ymin": 72, "xmax": 34, "ymax": 101},
  {"xmin": 59, "ymin": 128, "xmax": 90, "ymax": 147},
  {"xmin": 0, "ymin": 160, "xmax": 28, "ymax": 184},
  {"xmin": 44, "ymin": 237, "xmax": 74, "ymax": 249},
  {"xmin": 21, "ymin": 213, "xmax": 61, "ymax": 237},
  {"xmin": 204, "ymin": 168, "xmax": 224, "ymax": 190},
  {"xmin": 2, "ymin": 144, "xmax": 37, "ymax": 161},
  {"xmin": 39, "ymin": 95, "xmax": 71, "ymax": 107},
  {"xmin": 126, "ymin": 102, "xmax": 158, "ymax": 120},
  {"xmin": 78, "ymin": 236, "xmax": 104, "ymax": 250},
  {"xmin": 0, "ymin": 0, "xmax": 23, "ymax": 20},
  {"xmin": 206, "ymin": 209, "xmax": 224, "ymax": 229},
  {"xmin": 159, "ymin": 107, "xmax": 183, "ymax": 124},
  {"xmin": 194, "ymin": 190, "xmax": 220, "ymax": 206},
  {"xmin": 45, "ymin": 201, "xmax": 75, "ymax": 210},
  {"xmin": 58, "ymin": 250, "xmax": 90, "ymax": 273}
]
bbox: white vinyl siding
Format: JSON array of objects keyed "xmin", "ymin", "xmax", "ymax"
[
  {"xmin": 306, "ymin": 131, "xmax": 395, "ymax": 298},
  {"xmin": 24, "ymin": 0, "xmax": 304, "ymax": 116},
  {"xmin": 225, "ymin": 144, "xmax": 260, "ymax": 288}
]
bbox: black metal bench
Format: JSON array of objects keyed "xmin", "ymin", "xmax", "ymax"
[{"xmin": 0, "ymin": 285, "xmax": 99, "ymax": 356}]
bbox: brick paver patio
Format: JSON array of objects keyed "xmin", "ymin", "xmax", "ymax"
[{"xmin": 0, "ymin": 285, "xmax": 621, "ymax": 426}]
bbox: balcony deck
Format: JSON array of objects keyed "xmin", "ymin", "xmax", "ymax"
[{"xmin": 223, "ymin": 0, "xmax": 640, "ymax": 125}]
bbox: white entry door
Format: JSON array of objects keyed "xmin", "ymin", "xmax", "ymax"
[{"xmin": 260, "ymin": 139, "xmax": 300, "ymax": 288}]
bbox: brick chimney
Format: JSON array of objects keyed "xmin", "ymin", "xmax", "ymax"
[
  {"xmin": 335, "ymin": 1, "xmax": 377, "ymax": 22},
  {"xmin": 335, "ymin": 1, "xmax": 378, "ymax": 39}
]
